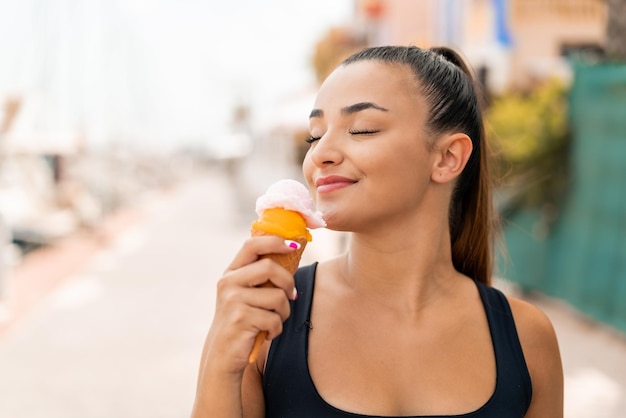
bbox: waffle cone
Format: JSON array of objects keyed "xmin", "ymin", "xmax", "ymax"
[{"xmin": 250, "ymin": 228, "xmax": 308, "ymax": 274}]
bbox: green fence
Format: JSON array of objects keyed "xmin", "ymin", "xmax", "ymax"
[{"xmin": 499, "ymin": 62, "xmax": 626, "ymax": 334}]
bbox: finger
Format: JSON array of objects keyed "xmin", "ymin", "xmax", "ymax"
[
  {"xmin": 220, "ymin": 258, "xmax": 297, "ymax": 300},
  {"xmin": 226, "ymin": 236, "xmax": 302, "ymax": 272},
  {"xmin": 209, "ymin": 305, "xmax": 284, "ymax": 365},
  {"xmin": 221, "ymin": 303, "xmax": 285, "ymax": 342},
  {"xmin": 218, "ymin": 277, "xmax": 292, "ymax": 322},
  {"xmin": 245, "ymin": 307, "xmax": 285, "ymax": 341},
  {"xmin": 244, "ymin": 286, "xmax": 292, "ymax": 322}
]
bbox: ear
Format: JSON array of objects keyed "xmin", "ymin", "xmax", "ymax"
[{"xmin": 431, "ymin": 133, "xmax": 473, "ymax": 184}]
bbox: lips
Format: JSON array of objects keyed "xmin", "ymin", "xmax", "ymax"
[{"xmin": 314, "ymin": 175, "xmax": 357, "ymax": 193}]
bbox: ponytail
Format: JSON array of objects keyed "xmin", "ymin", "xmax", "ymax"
[{"xmin": 429, "ymin": 47, "xmax": 496, "ymax": 285}]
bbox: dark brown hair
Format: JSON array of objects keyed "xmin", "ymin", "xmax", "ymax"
[{"xmin": 342, "ymin": 45, "xmax": 496, "ymax": 285}]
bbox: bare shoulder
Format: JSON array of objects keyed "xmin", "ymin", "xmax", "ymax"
[
  {"xmin": 506, "ymin": 296, "xmax": 559, "ymax": 350},
  {"xmin": 506, "ymin": 295, "xmax": 564, "ymax": 417}
]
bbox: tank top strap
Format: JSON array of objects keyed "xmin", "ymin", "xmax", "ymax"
[
  {"xmin": 263, "ymin": 263, "xmax": 319, "ymax": 415},
  {"xmin": 292, "ymin": 262, "xmax": 317, "ymax": 331},
  {"xmin": 475, "ymin": 281, "xmax": 533, "ymax": 413}
]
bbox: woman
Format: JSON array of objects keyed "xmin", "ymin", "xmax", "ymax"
[{"xmin": 191, "ymin": 45, "xmax": 563, "ymax": 417}]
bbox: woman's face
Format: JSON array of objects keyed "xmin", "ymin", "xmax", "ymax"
[{"xmin": 303, "ymin": 60, "xmax": 438, "ymax": 232}]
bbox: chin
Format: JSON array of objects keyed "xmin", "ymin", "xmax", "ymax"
[{"xmin": 318, "ymin": 211, "xmax": 352, "ymax": 233}]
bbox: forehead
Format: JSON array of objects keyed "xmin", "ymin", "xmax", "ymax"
[{"xmin": 313, "ymin": 60, "xmax": 422, "ymax": 113}]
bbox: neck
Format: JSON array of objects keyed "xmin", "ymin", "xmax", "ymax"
[{"xmin": 337, "ymin": 217, "xmax": 459, "ymax": 314}]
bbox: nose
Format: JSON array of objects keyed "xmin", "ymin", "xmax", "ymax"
[{"xmin": 306, "ymin": 131, "xmax": 344, "ymax": 168}]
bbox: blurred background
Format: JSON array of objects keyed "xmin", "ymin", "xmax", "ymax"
[{"xmin": 0, "ymin": 1, "xmax": 625, "ymax": 417}]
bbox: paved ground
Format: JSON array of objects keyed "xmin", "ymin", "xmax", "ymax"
[{"xmin": 0, "ymin": 163, "xmax": 624, "ymax": 418}]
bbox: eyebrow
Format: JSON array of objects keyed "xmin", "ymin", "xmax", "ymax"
[{"xmin": 309, "ymin": 102, "xmax": 389, "ymax": 119}]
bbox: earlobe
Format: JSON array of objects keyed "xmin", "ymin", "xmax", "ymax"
[{"xmin": 431, "ymin": 133, "xmax": 473, "ymax": 183}]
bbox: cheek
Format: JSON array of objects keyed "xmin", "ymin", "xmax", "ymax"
[
  {"xmin": 302, "ymin": 151, "xmax": 321, "ymax": 206},
  {"xmin": 372, "ymin": 146, "xmax": 422, "ymax": 178},
  {"xmin": 301, "ymin": 151, "xmax": 314, "ymax": 187},
  {"xmin": 371, "ymin": 147, "xmax": 432, "ymax": 197}
]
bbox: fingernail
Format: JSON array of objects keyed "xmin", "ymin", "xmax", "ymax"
[
  {"xmin": 284, "ymin": 240, "xmax": 301, "ymax": 250},
  {"xmin": 292, "ymin": 287, "xmax": 299, "ymax": 300}
]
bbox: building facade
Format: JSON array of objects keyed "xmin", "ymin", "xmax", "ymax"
[{"xmin": 353, "ymin": 0, "xmax": 607, "ymax": 92}]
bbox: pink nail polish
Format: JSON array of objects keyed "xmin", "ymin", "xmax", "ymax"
[{"xmin": 284, "ymin": 240, "xmax": 301, "ymax": 250}]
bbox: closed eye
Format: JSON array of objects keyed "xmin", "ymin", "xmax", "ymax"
[
  {"xmin": 305, "ymin": 136, "xmax": 321, "ymax": 144},
  {"xmin": 349, "ymin": 130, "xmax": 379, "ymax": 135}
]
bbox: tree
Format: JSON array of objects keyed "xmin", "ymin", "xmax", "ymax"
[
  {"xmin": 311, "ymin": 27, "xmax": 366, "ymax": 85},
  {"xmin": 606, "ymin": 0, "xmax": 626, "ymax": 60}
]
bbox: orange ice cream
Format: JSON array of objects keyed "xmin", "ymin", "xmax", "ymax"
[{"xmin": 251, "ymin": 207, "xmax": 312, "ymax": 241}]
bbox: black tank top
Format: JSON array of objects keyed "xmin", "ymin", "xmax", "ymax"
[{"xmin": 264, "ymin": 263, "xmax": 532, "ymax": 417}]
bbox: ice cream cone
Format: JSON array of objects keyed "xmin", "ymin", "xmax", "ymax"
[{"xmin": 246, "ymin": 179, "xmax": 325, "ymax": 364}]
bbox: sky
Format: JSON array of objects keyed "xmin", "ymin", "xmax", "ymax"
[{"xmin": 0, "ymin": 0, "xmax": 354, "ymax": 152}]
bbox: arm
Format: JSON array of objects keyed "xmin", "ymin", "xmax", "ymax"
[
  {"xmin": 508, "ymin": 297, "xmax": 564, "ymax": 418},
  {"xmin": 190, "ymin": 347, "xmax": 247, "ymax": 418},
  {"xmin": 191, "ymin": 237, "xmax": 298, "ymax": 418}
]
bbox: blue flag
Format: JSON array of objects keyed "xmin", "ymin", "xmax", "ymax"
[{"xmin": 494, "ymin": 0, "xmax": 513, "ymax": 47}]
